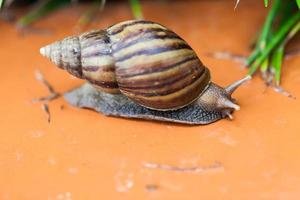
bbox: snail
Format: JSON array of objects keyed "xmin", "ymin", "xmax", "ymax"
[{"xmin": 40, "ymin": 20, "xmax": 250, "ymax": 124}]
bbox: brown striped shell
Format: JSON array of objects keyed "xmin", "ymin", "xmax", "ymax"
[{"xmin": 40, "ymin": 20, "xmax": 211, "ymax": 110}]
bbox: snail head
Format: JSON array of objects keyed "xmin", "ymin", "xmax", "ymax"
[
  {"xmin": 197, "ymin": 76, "xmax": 251, "ymax": 120},
  {"xmin": 40, "ymin": 36, "xmax": 82, "ymax": 78}
]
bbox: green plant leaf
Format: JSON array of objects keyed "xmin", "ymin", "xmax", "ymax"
[
  {"xmin": 17, "ymin": 0, "xmax": 70, "ymax": 28},
  {"xmin": 296, "ymin": 0, "xmax": 300, "ymax": 9},
  {"xmin": 271, "ymin": 46, "xmax": 284, "ymax": 85},
  {"xmin": 0, "ymin": 0, "xmax": 4, "ymax": 8},
  {"xmin": 129, "ymin": 0, "xmax": 143, "ymax": 19},
  {"xmin": 260, "ymin": 58, "xmax": 269, "ymax": 73},
  {"xmin": 246, "ymin": 0, "xmax": 281, "ymax": 66},
  {"xmin": 264, "ymin": 0, "xmax": 268, "ymax": 7},
  {"xmin": 77, "ymin": 0, "xmax": 106, "ymax": 26},
  {"xmin": 234, "ymin": 0, "xmax": 240, "ymax": 10},
  {"xmin": 287, "ymin": 21, "xmax": 300, "ymax": 40},
  {"xmin": 248, "ymin": 11, "xmax": 300, "ymax": 75}
]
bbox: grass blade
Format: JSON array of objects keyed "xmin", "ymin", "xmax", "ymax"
[
  {"xmin": 17, "ymin": 0, "xmax": 70, "ymax": 28},
  {"xmin": 234, "ymin": 0, "xmax": 240, "ymax": 10},
  {"xmin": 77, "ymin": 0, "xmax": 106, "ymax": 26},
  {"xmin": 271, "ymin": 21, "xmax": 299, "ymax": 85},
  {"xmin": 285, "ymin": 21, "xmax": 300, "ymax": 42},
  {"xmin": 264, "ymin": 0, "xmax": 268, "ymax": 7},
  {"xmin": 248, "ymin": 11, "xmax": 300, "ymax": 75},
  {"xmin": 246, "ymin": 0, "xmax": 281, "ymax": 66},
  {"xmin": 0, "ymin": 0, "xmax": 4, "ymax": 9},
  {"xmin": 296, "ymin": 0, "xmax": 300, "ymax": 9},
  {"xmin": 260, "ymin": 58, "xmax": 269, "ymax": 80},
  {"xmin": 271, "ymin": 46, "xmax": 284, "ymax": 85},
  {"xmin": 129, "ymin": 0, "xmax": 143, "ymax": 19}
]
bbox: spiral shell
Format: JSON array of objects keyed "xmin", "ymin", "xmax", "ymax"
[
  {"xmin": 79, "ymin": 30, "xmax": 118, "ymax": 93},
  {"xmin": 40, "ymin": 20, "xmax": 211, "ymax": 110}
]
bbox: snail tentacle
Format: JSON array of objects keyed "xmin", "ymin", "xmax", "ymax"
[{"xmin": 225, "ymin": 75, "xmax": 251, "ymax": 95}]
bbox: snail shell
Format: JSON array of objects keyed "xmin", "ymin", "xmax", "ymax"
[
  {"xmin": 41, "ymin": 20, "xmax": 210, "ymax": 110},
  {"xmin": 40, "ymin": 20, "xmax": 249, "ymax": 120}
]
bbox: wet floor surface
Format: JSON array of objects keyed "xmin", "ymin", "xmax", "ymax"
[{"xmin": 0, "ymin": 1, "xmax": 300, "ymax": 199}]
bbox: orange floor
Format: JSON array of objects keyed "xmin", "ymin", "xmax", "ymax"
[{"xmin": 1, "ymin": 1, "xmax": 300, "ymax": 199}]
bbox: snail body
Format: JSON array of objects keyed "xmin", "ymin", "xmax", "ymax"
[{"xmin": 40, "ymin": 20, "xmax": 250, "ymax": 123}]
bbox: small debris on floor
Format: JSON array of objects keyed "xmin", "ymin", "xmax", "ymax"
[
  {"xmin": 205, "ymin": 51, "xmax": 247, "ymax": 65},
  {"xmin": 269, "ymin": 84, "xmax": 296, "ymax": 99},
  {"xmin": 33, "ymin": 70, "xmax": 61, "ymax": 123},
  {"xmin": 143, "ymin": 161, "xmax": 223, "ymax": 174},
  {"xmin": 42, "ymin": 103, "xmax": 51, "ymax": 123},
  {"xmin": 145, "ymin": 184, "xmax": 159, "ymax": 192},
  {"xmin": 32, "ymin": 70, "xmax": 61, "ymax": 103}
]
